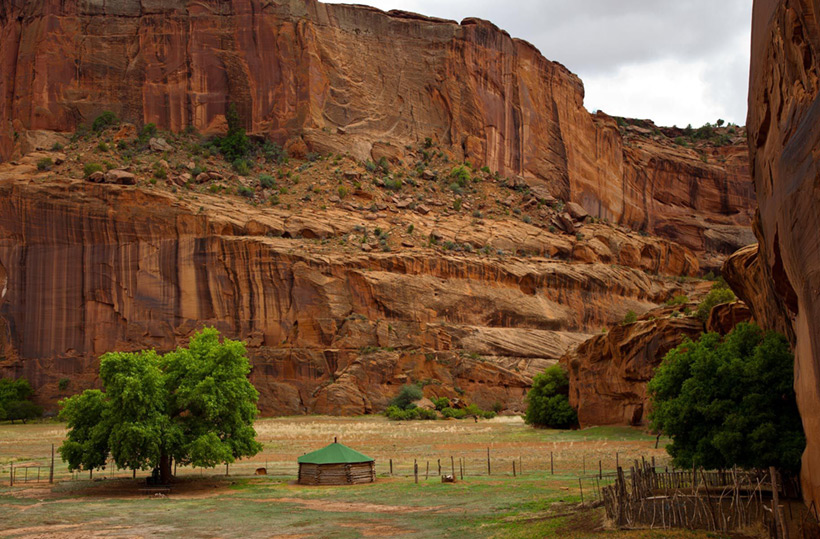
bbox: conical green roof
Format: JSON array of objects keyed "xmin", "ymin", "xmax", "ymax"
[{"xmin": 297, "ymin": 443, "xmax": 374, "ymax": 465}]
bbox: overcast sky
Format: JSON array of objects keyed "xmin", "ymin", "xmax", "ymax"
[{"xmin": 324, "ymin": 0, "xmax": 752, "ymax": 127}]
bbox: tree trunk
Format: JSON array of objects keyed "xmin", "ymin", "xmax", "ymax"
[{"xmin": 159, "ymin": 454, "xmax": 172, "ymax": 484}]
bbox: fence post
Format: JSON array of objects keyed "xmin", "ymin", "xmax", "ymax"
[
  {"xmin": 450, "ymin": 456, "xmax": 454, "ymax": 477},
  {"xmin": 9, "ymin": 461, "xmax": 13, "ymax": 487},
  {"xmin": 578, "ymin": 477, "xmax": 584, "ymax": 504},
  {"xmin": 550, "ymin": 452, "xmax": 554, "ymax": 475},
  {"xmin": 437, "ymin": 459, "xmax": 440, "ymax": 476},
  {"xmin": 599, "ymin": 460, "xmax": 602, "ymax": 480},
  {"xmin": 487, "ymin": 448, "xmax": 491, "ymax": 476},
  {"xmin": 414, "ymin": 460, "xmax": 418, "ymax": 484},
  {"xmin": 460, "ymin": 458, "xmax": 463, "ymax": 480},
  {"xmin": 770, "ymin": 466, "xmax": 782, "ymax": 539},
  {"xmin": 583, "ymin": 455, "xmax": 586, "ymax": 475},
  {"xmin": 390, "ymin": 459, "xmax": 393, "ymax": 476},
  {"xmin": 426, "ymin": 461, "xmax": 429, "ymax": 480},
  {"xmin": 50, "ymin": 444, "xmax": 54, "ymax": 484},
  {"xmin": 512, "ymin": 460, "xmax": 516, "ymax": 478}
]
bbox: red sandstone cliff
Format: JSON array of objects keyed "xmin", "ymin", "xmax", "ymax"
[
  {"xmin": 0, "ymin": 0, "xmax": 754, "ymax": 265},
  {"xmin": 729, "ymin": 0, "xmax": 820, "ymax": 506}
]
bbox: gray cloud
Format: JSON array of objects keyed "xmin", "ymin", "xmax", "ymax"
[{"xmin": 324, "ymin": 0, "xmax": 752, "ymax": 126}]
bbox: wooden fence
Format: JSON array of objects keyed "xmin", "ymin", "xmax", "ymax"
[{"xmin": 602, "ymin": 460, "xmax": 819, "ymax": 538}]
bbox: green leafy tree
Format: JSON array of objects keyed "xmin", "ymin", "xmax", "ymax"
[
  {"xmin": 59, "ymin": 328, "xmax": 262, "ymax": 482},
  {"xmin": 388, "ymin": 384, "xmax": 423, "ymax": 410},
  {"xmin": 0, "ymin": 378, "xmax": 43, "ymax": 423},
  {"xmin": 524, "ymin": 365, "xmax": 577, "ymax": 428},
  {"xmin": 648, "ymin": 323, "xmax": 805, "ymax": 473}
]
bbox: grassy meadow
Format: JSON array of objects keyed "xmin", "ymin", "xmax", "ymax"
[{"xmin": 0, "ymin": 416, "xmax": 735, "ymax": 538}]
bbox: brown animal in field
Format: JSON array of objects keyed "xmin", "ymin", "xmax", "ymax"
[{"xmin": 255, "ymin": 468, "xmax": 267, "ymax": 475}]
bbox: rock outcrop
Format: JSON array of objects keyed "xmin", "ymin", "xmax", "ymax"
[
  {"xmin": 737, "ymin": 0, "xmax": 820, "ymax": 506},
  {"xmin": 564, "ymin": 299, "xmax": 752, "ymax": 428},
  {"xmin": 0, "ymin": 0, "xmax": 754, "ymax": 265}
]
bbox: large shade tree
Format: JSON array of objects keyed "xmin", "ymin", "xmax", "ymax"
[
  {"xmin": 648, "ymin": 323, "xmax": 805, "ymax": 473},
  {"xmin": 59, "ymin": 328, "xmax": 262, "ymax": 482}
]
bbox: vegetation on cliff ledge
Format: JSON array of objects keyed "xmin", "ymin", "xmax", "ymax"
[{"xmin": 648, "ymin": 322, "xmax": 805, "ymax": 473}]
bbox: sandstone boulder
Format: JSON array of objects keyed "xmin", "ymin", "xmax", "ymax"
[
  {"xmin": 149, "ymin": 138, "xmax": 172, "ymax": 152},
  {"xmin": 104, "ymin": 169, "xmax": 136, "ymax": 185},
  {"xmin": 566, "ymin": 202, "xmax": 589, "ymax": 222}
]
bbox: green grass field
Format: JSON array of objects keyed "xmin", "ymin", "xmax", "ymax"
[{"xmin": 0, "ymin": 416, "xmax": 734, "ymax": 538}]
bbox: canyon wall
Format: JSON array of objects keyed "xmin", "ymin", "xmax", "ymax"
[
  {"xmin": 737, "ymin": 0, "xmax": 820, "ymax": 506},
  {"xmin": 0, "ymin": 175, "xmax": 693, "ymax": 414},
  {"xmin": 0, "ymin": 0, "xmax": 754, "ymax": 263}
]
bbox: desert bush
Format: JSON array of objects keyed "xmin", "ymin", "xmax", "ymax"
[
  {"xmin": 237, "ymin": 186, "xmax": 254, "ymax": 199},
  {"xmin": 622, "ymin": 310, "xmax": 638, "ymax": 325},
  {"xmin": 450, "ymin": 165, "xmax": 471, "ymax": 187},
  {"xmin": 36, "ymin": 157, "xmax": 53, "ymax": 171},
  {"xmin": 232, "ymin": 158, "xmax": 251, "ymax": 176},
  {"xmin": 696, "ymin": 285, "xmax": 736, "ymax": 322},
  {"xmin": 389, "ymin": 384, "xmax": 423, "ymax": 410},
  {"xmin": 83, "ymin": 162, "xmax": 104, "ymax": 178},
  {"xmin": 665, "ymin": 295, "xmax": 689, "ymax": 306},
  {"xmin": 259, "ymin": 174, "xmax": 276, "ymax": 189},
  {"xmin": 92, "ymin": 111, "xmax": 119, "ymax": 133},
  {"xmin": 431, "ymin": 397, "xmax": 450, "ymax": 411}
]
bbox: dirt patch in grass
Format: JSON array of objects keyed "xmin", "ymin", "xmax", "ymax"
[
  {"xmin": 339, "ymin": 522, "xmax": 411, "ymax": 536},
  {"xmin": 258, "ymin": 497, "xmax": 439, "ymax": 514}
]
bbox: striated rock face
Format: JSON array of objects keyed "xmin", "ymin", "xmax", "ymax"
[
  {"xmin": 741, "ymin": 0, "xmax": 820, "ymax": 506},
  {"xmin": 0, "ymin": 174, "xmax": 695, "ymax": 414},
  {"xmin": 563, "ymin": 308, "xmax": 704, "ymax": 427},
  {"xmin": 0, "ymin": 0, "xmax": 753, "ymax": 265}
]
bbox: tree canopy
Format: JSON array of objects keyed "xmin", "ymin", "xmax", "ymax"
[
  {"xmin": 648, "ymin": 323, "xmax": 805, "ymax": 473},
  {"xmin": 59, "ymin": 328, "xmax": 262, "ymax": 482},
  {"xmin": 524, "ymin": 365, "xmax": 577, "ymax": 429},
  {"xmin": 0, "ymin": 377, "xmax": 42, "ymax": 423}
]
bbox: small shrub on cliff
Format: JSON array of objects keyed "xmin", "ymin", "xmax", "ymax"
[
  {"xmin": 524, "ymin": 365, "xmax": 577, "ymax": 429},
  {"xmin": 36, "ymin": 157, "xmax": 53, "ymax": 171},
  {"xmin": 665, "ymin": 295, "xmax": 689, "ymax": 306},
  {"xmin": 695, "ymin": 286, "xmax": 736, "ymax": 322},
  {"xmin": 83, "ymin": 162, "xmax": 104, "ymax": 178},
  {"xmin": 389, "ymin": 384, "xmax": 423, "ymax": 410},
  {"xmin": 649, "ymin": 323, "xmax": 804, "ymax": 473},
  {"xmin": 261, "ymin": 140, "xmax": 288, "ymax": 164},
  {"xmin": 450, "ymin": 165, "xmax": 471, "ymax": 187},
  {"xmin": 92, "ymin": 111, "xmax": 119, "ymax": 133},
  {"xmin": 259, "ymin": 174, "xmax": 276, "ymax": 189},
  {"xmin": 216, "ymin": 104, "xmax": 250, "ymax": 161},
  {"xmin": 622, "ymin": 310, "xmax": 638, "ymax": 325},
  {"xmin": 232, "ymin": 158, "xmax": 251, "ymax": 176}
]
